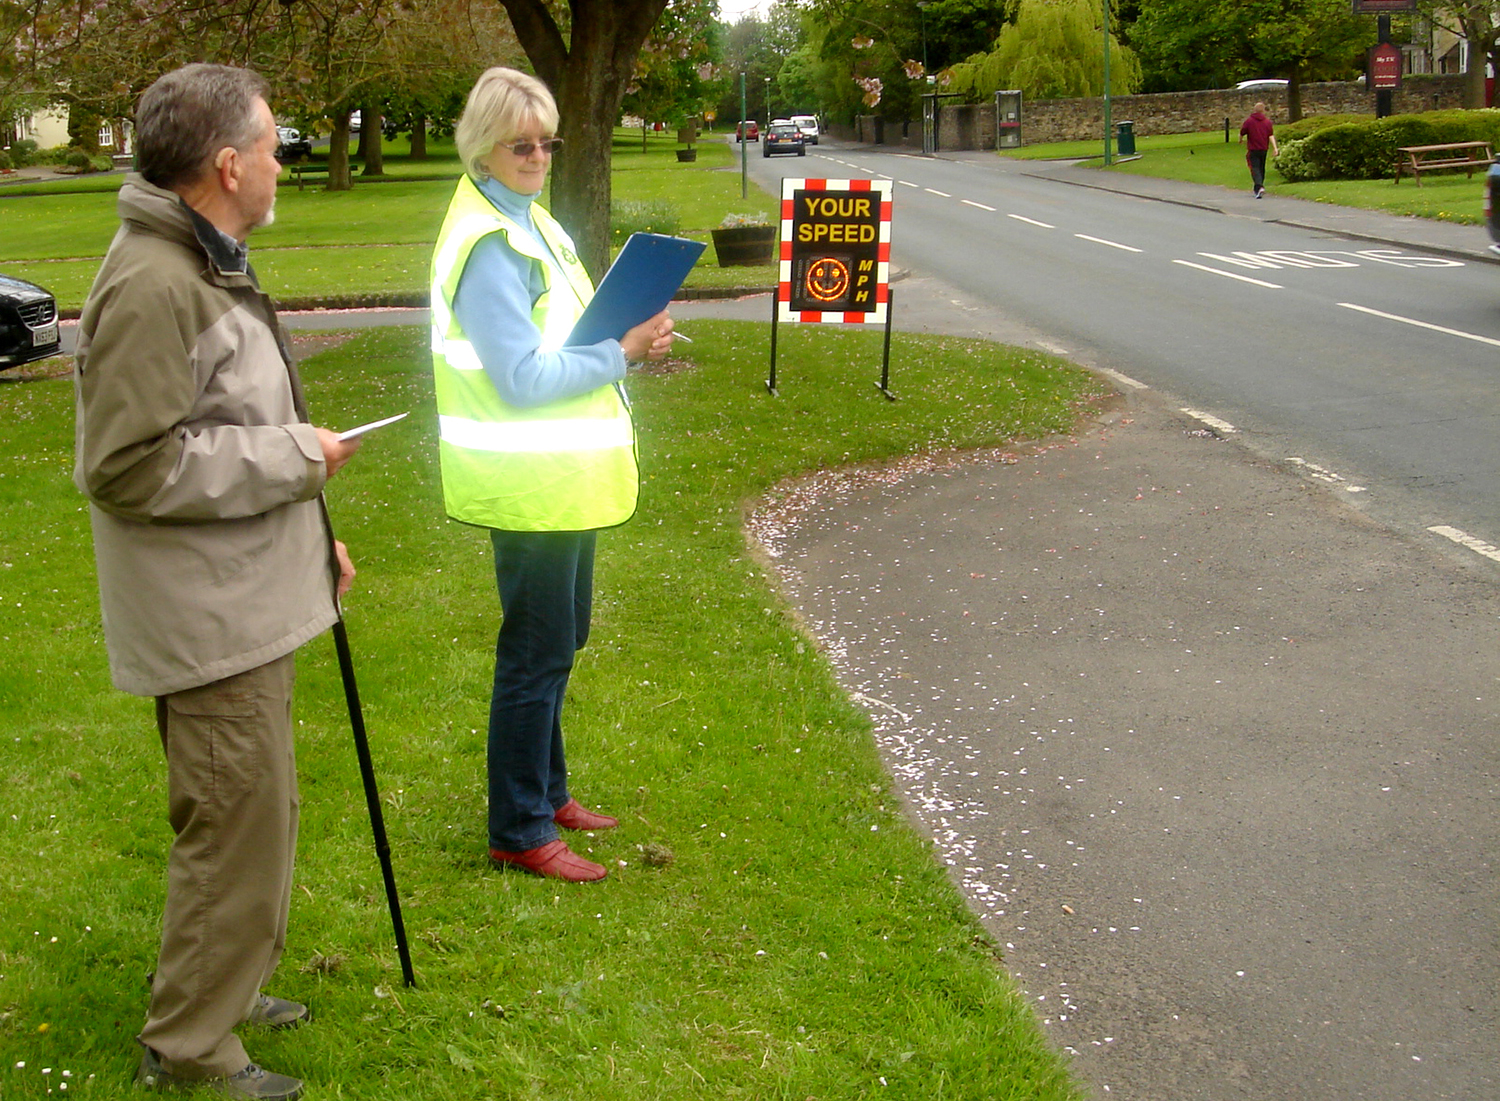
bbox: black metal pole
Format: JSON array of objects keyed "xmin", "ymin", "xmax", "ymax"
[
  {"xmin": 1376, "ymin": 15, "xmax": 1393, "ymax": 119},
  {"xmin": 332, "ymin": 618, "xmax": 416, "ymax": 987},
  {"xmin": 876, "ymin": 289, "xmax": 896, "ymax": 401},
  {"xmin": 767, "ymin": 290, "xmax": 780, "ymax": 396}
]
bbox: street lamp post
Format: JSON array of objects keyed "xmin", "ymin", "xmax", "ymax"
[
  {"xmin": 765, "ymin": 76, "xmax": 771, "ymax": 123},
  {"xmin": 1102, "ymin": 0, "xmax": 1113, "ymax": 166}
]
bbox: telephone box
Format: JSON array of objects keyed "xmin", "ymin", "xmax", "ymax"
[{"xmin": 996, "ymin": 90, "xmax": 1023, "ymax": 149}]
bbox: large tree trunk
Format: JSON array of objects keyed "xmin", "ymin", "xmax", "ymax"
[
  {"xmin": 410, "ymin": 115, "xmax": 428, "ymax": 159},
  {"xmin": 1286, "ymin": 67, "xmax": 1303, "ymax": 123},
  {"xmin": 501, "ymin": 0, "xmax": 670, "ymax": 280},
  {"xmin": 1462, "ymin": 31, "xmax": 1487, "ymax": 108},
  {"xmin": 325, "ymin": 111, "xmax": 354, "ymax": 191},
  {"xmin": 360, "ymin": 102, "xmax": 385, "ymax": 176}
]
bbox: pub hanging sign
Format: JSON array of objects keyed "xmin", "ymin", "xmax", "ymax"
[{"xmin": 778, "ymin": 177, "xmax": 893, "ymax": 325}]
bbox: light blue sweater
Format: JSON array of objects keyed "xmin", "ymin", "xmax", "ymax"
[{"xmin": 451, "ymin": 176, "xmax": 626, "ymax": 409}]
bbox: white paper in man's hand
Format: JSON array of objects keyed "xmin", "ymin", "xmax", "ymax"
[{"xmin": 337, "ymin": 412, "xmax": 409, "ymax": 441}]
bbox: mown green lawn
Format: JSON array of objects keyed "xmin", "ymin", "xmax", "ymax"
[
  {"xmin": 0, "ymin": 317, "xmax": 1101, "ymax": 1100},
  {"xmin": 0, "ymin": 129, "xmax": 777, "ymax": 311},
  {"xmin": 1002, "ymin": 129, "xmax": 1491, "ymax": 225}
]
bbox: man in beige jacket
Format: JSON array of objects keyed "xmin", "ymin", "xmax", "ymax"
[{"xmin": 73, "ymin": 64, "xmax": 359, "ymax": 1101}]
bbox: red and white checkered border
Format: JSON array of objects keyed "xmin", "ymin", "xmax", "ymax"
[{"xmin": 778, "ymin": 177, "xmax": 893, "ymax": 325}]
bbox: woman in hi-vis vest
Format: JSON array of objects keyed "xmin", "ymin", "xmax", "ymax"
[{"xmin": 431, "ymin": 68, "xmax": 675, "ymax": 882}]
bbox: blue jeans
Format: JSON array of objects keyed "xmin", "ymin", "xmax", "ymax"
[{"xmin": 487, "ymin": 528, "xmax": 595, "ymax": 852}]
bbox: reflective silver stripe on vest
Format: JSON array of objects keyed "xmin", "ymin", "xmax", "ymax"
[
  {"xmin": 443, "ymin": 337, "xmax": 484, "ymax": 372},
  {"xmin": 439, "ymin": 414, "xmax": 634, "ymax": 452}
]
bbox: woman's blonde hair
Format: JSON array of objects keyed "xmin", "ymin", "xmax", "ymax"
[{"xmin": 455, "ymin": 67, "xmax": 560, "ymax": 180}]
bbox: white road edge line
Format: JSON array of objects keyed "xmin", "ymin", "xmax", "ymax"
[
  {"xmin": 1076, "ymin": 233, "xmax": 1143, "ymax": 253},
  {"xmin": 1429, "ymin": 525, "xmax": 1500, "ymax": 564},
  {"xmin": 898, "ymin": 180, "xmax": 919, "ymax": 187},
  {"xmin": 1181, "ymin": 408, "xmax": 1238, "ymax": 434},
  {"xmin": 1008, "ymin": 214, "xmax": 1055, "ymax": 228},
  {"xmin": 1098, "ymin": 367, "xmax": 1148, "ymax": 390},
  {"xmin": 1173, "ymin": 260, "xmax": 1283, "ymax": 288},
  {"xmin": 925, "ymin": 188, "xmax": 951, "ymax": 197},
  {"xmin": 1285, "ymin": 457, "xmax": 1366, "ymax": 492},
  {"xmin": 962, "ymin": 199, "xmax": 997, "ymax": 211},
  {"xmin": 1339, "ymin": 302, "xmax": 1500, "ymax": 350}
]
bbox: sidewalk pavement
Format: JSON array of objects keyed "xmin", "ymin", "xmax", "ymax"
[
  {"xmin": 684, "ymin": 164, "xmax": 1499, "ymax": 1101},
  {"xmin": 1014, "ymin": 154, "xmax": 1499, "ymax": 266}
]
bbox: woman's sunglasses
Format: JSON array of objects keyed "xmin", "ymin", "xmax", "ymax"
[{"xmin": 496, "ymin": 138, "xmax": 564, "ymax": 157}]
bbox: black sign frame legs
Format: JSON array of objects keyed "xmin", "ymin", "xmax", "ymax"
[
  {"xmin": 875, "ymin": 289, "xmax": 897, "ymax": 401},
  {"xmin": 767, "ymin": 290, "xmax": 780, "ymax": 396}
]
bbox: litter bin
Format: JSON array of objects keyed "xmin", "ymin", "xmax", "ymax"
[{"xmin": 1116, "ymin": 120, "xmax": 1135, "ymax": 157}]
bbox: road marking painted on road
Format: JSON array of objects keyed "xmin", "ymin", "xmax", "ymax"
[
  {"xmin": 1008, "ymin": 214, "xmax": 1055, "ymax": 228},
  {"xmin": 1076, "ymin": 234, "xmax": 1143, "ymax": 253},
  {"xmin": 925, "ymin": 188, "xmax": 951, "ymax": 197},
  {"xmin": 1181, "ymin": 408, "xmax": 1238, "ymax": 434},
  {"xmin": 1339, "ymin": 303, "xmax": 1500, "ymax": 350},
  {"xmin": 962, "ymin": 199, "xmax": 997, "ymax": 211},
  {"xmin": 1429, "ymin": 525, "xmax": 1500, "ymax": 564},
  {"xmin": 1286, "ymin": 457, "xmax": 1366, "ymax": 492},
  {"xmin": 1173, "ymin": 260, "xmax": 1282, "ymax": 288},
  {"xmin": 1098, "ymin": 367, "xmax": 1147, "ymax": 390},
  {"xmin": 898, "ymin": 180, "xmax": 920, "ymax": 187}
]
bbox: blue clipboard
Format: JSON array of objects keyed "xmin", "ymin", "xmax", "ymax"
[{"xmin": 565, "ymin": 232, "xmax": 707, "ymax": 347}]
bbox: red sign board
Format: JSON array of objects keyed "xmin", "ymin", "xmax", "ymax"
[{"xmin": 1369, "ymin": 42, "xmax": 1402, "ymax": 90}]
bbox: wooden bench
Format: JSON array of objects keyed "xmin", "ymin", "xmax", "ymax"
[
  {"xmin": 288, "ymin": 163, "xmax": 330, "ymax": 190},
  {"xmin": 1394, "ymin": 142, "xmax": 1495, "ymax": 186}
]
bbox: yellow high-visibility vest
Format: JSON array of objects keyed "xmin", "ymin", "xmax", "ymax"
[{"xmin": 430, "ymin": 176, "xmax": 637, "ymax": 531}]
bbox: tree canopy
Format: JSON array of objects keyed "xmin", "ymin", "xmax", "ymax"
[
  {"xmin": 1128, "ymin": 0, "xmax": 1371, "ymax": 112},
  {"xmin": 1422, "ymin": 0, "xmax": 1500, "ymax": 107},
  {"xmin": 946, "ymin": 0, "xmax": 1141, "ymax": 102}
]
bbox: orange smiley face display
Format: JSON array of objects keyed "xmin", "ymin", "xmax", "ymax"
[{"xmin": 805, "ymin": 257, "xmax": 850, "ymax": 303}]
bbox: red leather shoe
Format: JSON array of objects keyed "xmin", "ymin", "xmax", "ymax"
[
  {"xmin": 554, "ymin": 798, "xmax": 619, "ymax": 831},
  {"xmin": 489, "ymin": 839, "xmax": 608, "ymax": 882}
]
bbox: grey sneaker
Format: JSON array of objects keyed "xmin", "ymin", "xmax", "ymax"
[
  {"xmin": 136, "ymin": 1047, "xmax": 304, "ymax": 1099},
  {"xmin": 245, "ymin": 994, "xmax": 310, "ymax": 1030}
]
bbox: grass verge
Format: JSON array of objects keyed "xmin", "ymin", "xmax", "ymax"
[
  {"xmin": 0, "ymin": 320, "xmax": 1102, "ymax": 1100},
  {"xmin": 1001, "ymin": 129, "xmax": 1490, "ymax": 224},
  {"xmin": 0, "ymin": 131, "xmax": 778, "ymax": 311}
]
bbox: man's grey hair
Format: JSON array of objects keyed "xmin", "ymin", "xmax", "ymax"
[{"xmin": 135, "ymin": 63, "xmax": 271, "ymax": 189}]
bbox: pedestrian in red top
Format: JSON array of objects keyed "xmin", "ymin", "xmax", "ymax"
[{"xmin": 1239, "ymin": 102, "xmax": 1279, "ymax": 199}]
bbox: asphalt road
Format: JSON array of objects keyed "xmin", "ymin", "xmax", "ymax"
[
  {"xmin": 740, "ymin": 137, "xmax": 1500, "ymax": 563},
  {"xmin": 701, "ymin": 142, "xmax": 1499, "ymax": 1100}
]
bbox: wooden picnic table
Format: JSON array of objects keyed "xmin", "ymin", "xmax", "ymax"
[{"xmin": 1394, "ymin": 142, "xmax": 1495, "ymax": 186}]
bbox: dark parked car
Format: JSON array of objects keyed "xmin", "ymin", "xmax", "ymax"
[
  {"xmin": 275, "ymin": 126, "xmax": 313, "ymax": 162},
  {"xmin": 0, "ymin": 274, "xmax": 61, "ymax": 370},
  {"xmin": 1487, "ymin": 157, "xmax": 1500, "ymax": 258},
  {"xmin": 762, "ymin": 123, "xmax": 806, "ymax": 157}
]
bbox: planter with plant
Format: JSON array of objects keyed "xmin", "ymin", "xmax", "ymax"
[{"xmin": 710, "ymin": 213, "xmax": 776, "ymax": 266}]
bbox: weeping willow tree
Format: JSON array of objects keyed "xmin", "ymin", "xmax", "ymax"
[{"xmin": 945, "ymin": 0, "xmax": 1141, "ymax": 101}]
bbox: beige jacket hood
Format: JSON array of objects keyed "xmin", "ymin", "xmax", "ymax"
[{"xmin": 73, "ymin": 175, "xmax": 338, "ymax": 696}]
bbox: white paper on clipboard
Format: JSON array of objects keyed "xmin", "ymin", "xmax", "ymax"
[{"xmin": 337, "ymin": 412, "xmax": 409, "ymax": 441}]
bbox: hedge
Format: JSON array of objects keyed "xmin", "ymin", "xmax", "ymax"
[{"xmin": 1275, "ymin": 109, "xmax": 1500, "ymax": 182}]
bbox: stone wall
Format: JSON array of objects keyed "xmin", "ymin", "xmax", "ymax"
[{"xmin": 829, "ymin": 76, "xmax": 1469, "ymax": 151}]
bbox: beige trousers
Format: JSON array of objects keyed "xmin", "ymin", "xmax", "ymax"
[{"xmin": 139, "ymin": 652, "xmax": 299, "ymax": 1078}]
